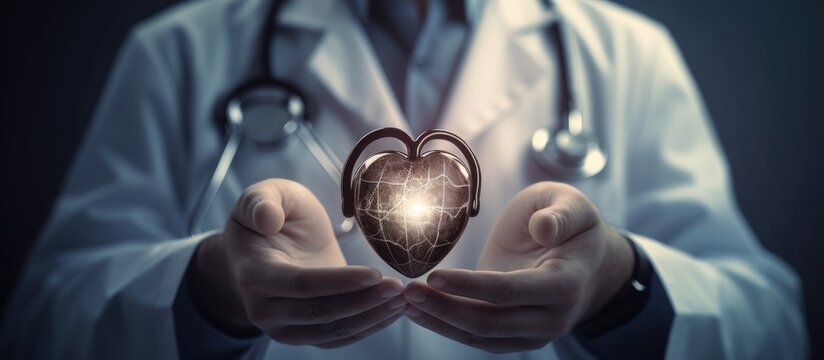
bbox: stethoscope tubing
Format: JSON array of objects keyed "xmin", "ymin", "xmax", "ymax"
[
  {"xmin": 189, "ymin": 121, "xmax": 352, "ymax": 236},
  {"xmin": 189, "ymin": 0, "xmax": 607, "ymax": 235},
  {"xmin": 297, "ymin": 122, "xmax": 343, "ymax": 183},
  {"xmin": 189, "ymin": 130, "xmax": 242, "ymax": 236}
]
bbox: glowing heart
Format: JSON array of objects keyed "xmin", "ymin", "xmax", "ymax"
[
  {"xmin": 342, "ymin": 128, "xmax": 481, "ymax": 278},
  {"xmin": 354, "ymin": 151, "xmax": 471, "ymax": 277}
]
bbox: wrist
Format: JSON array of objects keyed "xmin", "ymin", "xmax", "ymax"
[
  {"xmin": 585, "ymin": 226, "xmax": 635, "ymax": 322},
  {"xmin": 186, "ymin": 233, "xmax": 260, "ymax": 337},
  {"xmin": 577, "ymin": 231, "xmax": 653, "ymax": 337}
]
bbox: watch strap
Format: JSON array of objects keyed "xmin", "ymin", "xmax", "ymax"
[{"xmin": 575, "ymin": 235, "xmax": 653, "ymax": 337}]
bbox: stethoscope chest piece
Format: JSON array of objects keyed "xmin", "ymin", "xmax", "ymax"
[
  {"xmin": 225, "ymin": 83, "xmax": 307, "ymax": 146},
  {"xmin": 531, "ymin": 110, "xmax": 607, "ymax": 181}
]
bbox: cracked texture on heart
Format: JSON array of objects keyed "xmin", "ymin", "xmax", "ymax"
[{"xmin": 354, "ymin": 152, "xmax": 471, "ymax": 277}]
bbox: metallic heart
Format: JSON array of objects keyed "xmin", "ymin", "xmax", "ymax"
[{"xmin": 353, "ymin": 151, "xmax": 471, "ymax": 278}]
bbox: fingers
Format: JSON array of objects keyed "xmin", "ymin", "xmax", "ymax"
[
  {"xmin": 273, "ymin": 296, "xmax": 407, "ymax": 346},
  {"xmin": 240, "ymin": 263, "xmax": 382, "ymax": 298},
  {"xmin": 232, "ymin": 180, "xmax": 288, "ymax": 236},
  {"xmin": 403, "ymin": 282, "xmax": 551, "ymax": 338},
  {"xmin": 231, "ymin": 179, "xmax": 327, "ymax": 236},
  {"xmin": 427, "ymin": 268, "xmax": 578, "ymax": 307},
  {"xmin": 524, "ymin": 183, "xmax": 599, "ymax": 247},
  {"xmin": 265, "ymin": 278, "xmax": 404, "ymax": 325},
  {"xmin": 315, "ymin": 313, "xmax": 404, "ymax": 349},
  {"xmin": 405, "ymin": 306, "xmax": 546, "ymax": 353}
]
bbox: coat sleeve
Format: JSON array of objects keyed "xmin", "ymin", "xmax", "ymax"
[
  {"xmin": 620, "ymin": 26, "xmax": 807, "ymax": 359},
  {"xmin": 1, "ymin": 26, "xmax": 207, "ymax": 359}
]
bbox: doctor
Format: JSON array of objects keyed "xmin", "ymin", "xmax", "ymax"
[{"xmin": 0, "ymin": 0, "xmax": 806, "ymax": 359}]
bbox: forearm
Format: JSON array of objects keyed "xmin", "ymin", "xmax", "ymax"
[{"xmin": 1, "ymin": 236, "xmax": 204, "ymax": 359}]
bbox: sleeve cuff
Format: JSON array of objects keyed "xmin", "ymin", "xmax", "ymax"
[{"xmin": 573, "ymin": 235, "xmax": 674, "ymax": 359}]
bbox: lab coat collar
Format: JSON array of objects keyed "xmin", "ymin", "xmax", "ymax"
[
  {"xmin": 439, "ymin": 0, "xmax": 556, "ymax": 140},
  {"xmin": 278, "ymin": 0, "xmax": 561, "ymax": 139},
  {"xmin": 279, "ymin": 0, "xmax": 410, "ymax": 132}
]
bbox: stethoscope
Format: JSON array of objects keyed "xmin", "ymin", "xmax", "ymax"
[
  {"xmin": 530, "ymin": 0, "xmax": 607, "ymax": 180},
  {"xmin": 188, "ymin": 0, "xmax": 355, "ymax": 236},
  {"xmin": 189, "ymin": 0, "xmax": 607, "ymax": 236}
]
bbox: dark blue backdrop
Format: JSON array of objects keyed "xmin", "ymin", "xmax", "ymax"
[{"xmin": 1, "ymin": 0, "xmax": 821, "ymax": 357}]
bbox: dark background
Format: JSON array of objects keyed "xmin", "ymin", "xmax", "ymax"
[{"xmin": 1, "ymin": 0, "xmax": 822, "ymax": 357}]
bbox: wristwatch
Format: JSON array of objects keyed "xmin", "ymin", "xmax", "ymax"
[{"xmin": 575, "ymin": 235, "xmax": 653, "ymax": 337}]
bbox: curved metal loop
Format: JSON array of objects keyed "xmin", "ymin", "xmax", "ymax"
[
  {"xmin": 341, "ymin": 128, "xmax": 415, "ymax": 217},
  {"xmin": 341, "ymin": 127, "xmax": 481, "ymax": 218},
  {"xmin": 414, "ymin": 129, "xmax": 482, "ymax": 217}
]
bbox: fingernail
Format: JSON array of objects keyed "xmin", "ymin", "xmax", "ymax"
[
  {"xmin": 404, "ymin": 306, "xmax": 422, "ymax": 318},
  {"xmin": 381, "ymin": 285, "xmax": 403, "ymax": 299},
  {"xmin": 360, "ymin": 272, "xmax": 382, "ymax": 286},
  {"xmin": 251, "ymin": 199, "xmax": 264, "ymax": 230},
  {"xmin": 428, "ymin": 276, "xmax": 447, "ymax": 289},
  {"xmin": 405, "ymin": 288, "xmax": 426, "ymax": 304},
  {"xmin": 387, "ymin": 296, "xmax": 406, "ymax": 309}
]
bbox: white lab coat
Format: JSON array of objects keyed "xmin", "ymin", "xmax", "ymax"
[{"xmin": 1, "ymin": 0, "xmax": 806, "ymax": 359}]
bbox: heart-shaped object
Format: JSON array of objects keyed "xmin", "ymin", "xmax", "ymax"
[{"xmin": 342, "ymin": 128, "xmax": 481, "ymax": 278}]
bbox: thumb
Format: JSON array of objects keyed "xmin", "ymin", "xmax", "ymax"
[
  {"xmin": 526, "ymin": 183, "xmax": 599, "ymax": 247},
  {"xmin": 231, "ymin": 179, "xmax": 313, "ymax": 236}
]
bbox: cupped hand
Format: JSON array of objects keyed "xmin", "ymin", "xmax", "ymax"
[
  {"xmin": 403, "ymin": 182, "xmax": 634, "ymax": 353},
  {"xmin": 188, "ymin": 179, "xmax": 406, "ymax": 348}
]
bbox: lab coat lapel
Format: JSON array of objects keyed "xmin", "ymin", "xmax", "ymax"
[
  {"xmin": 303, "ymin": 0, "xmax": 410, "ymax": 132},
  {"xmin": 440, "ymin": 0, "xmax": 557, "ymax": 140}
]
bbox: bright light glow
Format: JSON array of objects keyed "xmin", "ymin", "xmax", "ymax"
[
  {"xmin": 531, "ymin": 128, "xmax": 549, "ymax": 151},
  {"xmin": 568, "ymin": 109, "xmax": 583, "ymax": 135},
  {"xmin": 405, "ymin": 198, "xmax": 430, "ymax": 220},
  {"xmin": 354, "ymin": 152, "xmax": 472, "ymax": 277}
]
